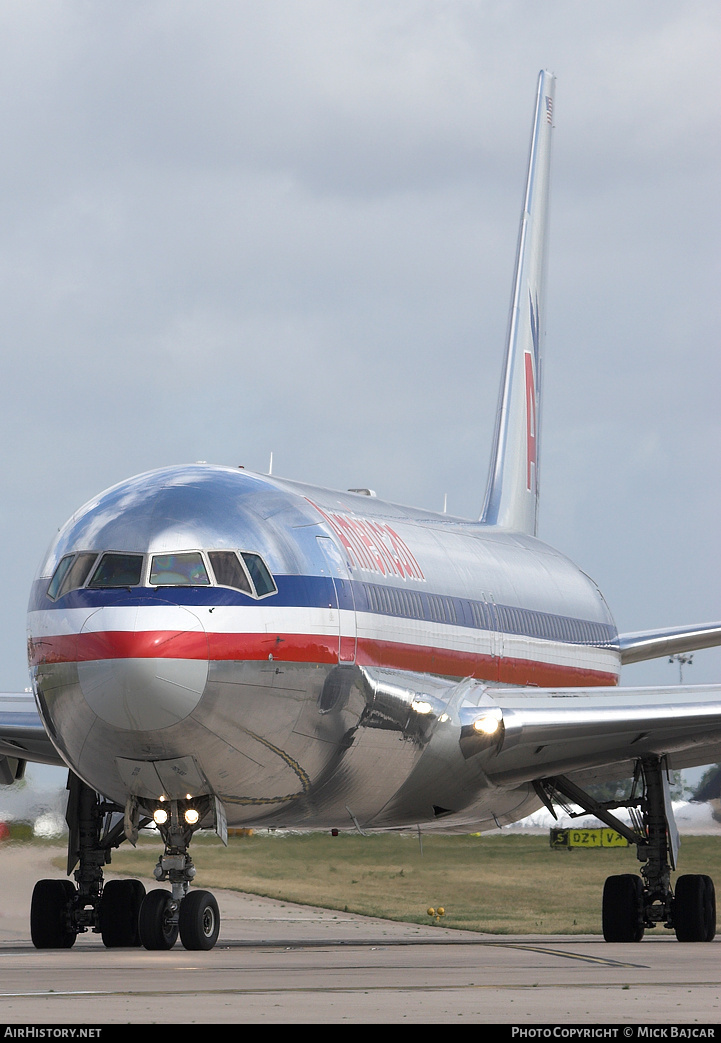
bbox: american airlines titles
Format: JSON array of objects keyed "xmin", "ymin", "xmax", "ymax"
[{"xmin": 308, "ymin": 501, "xmax": 425, "ymax": 582}]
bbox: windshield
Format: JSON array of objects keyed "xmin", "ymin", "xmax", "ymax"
[{"xmin": 149, "ymin": 552, "xmax": 210, "ymax": 586}]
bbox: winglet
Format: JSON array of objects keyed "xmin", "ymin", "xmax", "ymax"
[{"xmin": 481, "ymin": 70, "xmax": 555, "ymax": 534}]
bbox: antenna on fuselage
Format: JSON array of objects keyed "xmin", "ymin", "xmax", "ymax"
[
  {"xmin": 268, "ymin": 451, "xmax": 273, "ymax": 475},
  {"xmin": 480, "ymin": 70, "xmax": 555, "ymax": 536}
]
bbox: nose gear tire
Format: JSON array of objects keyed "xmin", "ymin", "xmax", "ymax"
[
  {"xmin": 138, "ymin": 889, "xmax": 179, "ymax": 950},
  {"xmin": 178, "ymin": 889, "xmax": 220, "ymax": 950}
]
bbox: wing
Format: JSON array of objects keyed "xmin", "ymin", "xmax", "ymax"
[
  {"xmin": 618, "ymin": 622, "xmax": 721, "ymax": 665},
  {"xmin": 362, "ymin": 667, "xmax": 721, "ymax": 791},
  {"xmin": 463, "ymin": 683, "xmax": 721, "ymax": 788},
  {"xmin": 0, "ymin": 692, "xmax": 65, "ymax": 782}
]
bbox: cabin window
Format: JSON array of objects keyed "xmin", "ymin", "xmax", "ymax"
[
  {"xmin": 149, "ymin": 552, "xmax": 210, "ymax": 586},
  {"xmin": 427, "ymin": 594, "xmax": 449, "ymax": 623},
  {"xmin": 208, "ymin": 551, "xmax": 252, "ymax": 594},
  {"xmin": 88, "ymin": 553, "xmax": 144, "ymax": 588},
  {"xmin": 241, "ymin": 552, "xmax": 277, "ymax": 597}
]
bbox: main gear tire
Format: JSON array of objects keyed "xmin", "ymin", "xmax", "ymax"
[
  {"xmin": 674, "ymin": 874, "xmax": 716, "ymax": 942},
  {"xmin": 100, "ymin": 879, "xmax": 146, "ymax": 947},
  {"xmin": 30, "ymin": 879, "xmax": 77, "ymax": 949},
  {"xmin": 602, "ymin": 874, "xmax": 645, "ymax": 942}
]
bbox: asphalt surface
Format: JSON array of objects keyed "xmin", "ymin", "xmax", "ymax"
[{"xmin": 0, "ymin": 842, "xmax": 719, "ymax": 1026}]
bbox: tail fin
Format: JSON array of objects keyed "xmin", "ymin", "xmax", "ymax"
[{"xmin": 481, "ymin": 70, "xmax": 555, "ymax": 534}]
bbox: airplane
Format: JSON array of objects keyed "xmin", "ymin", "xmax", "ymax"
[{"xmin": 2, "ymin": 69, "xmax": 721, "ymax": 952}]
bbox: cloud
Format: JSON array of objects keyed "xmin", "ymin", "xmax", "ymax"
[{"xmin": 0, "ymin": 0, "xmax": 719, "ymax": 700}]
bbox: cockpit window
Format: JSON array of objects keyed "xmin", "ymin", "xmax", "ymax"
[
  {"xmin": 150, "ymin": 552, "xmax": 210, "ymax": 586},
  {"xmin": 208, "ymin": 551, "xmax": 252, "ymax": 594},
  {"xmin": 48, "ymin": 553, "xmax": 100, "ymax": 599},
  {"xmin": 88, "ymin": 553, "xmax": 144, "ymax": 588},
  {"xmin": 207, "ymin": 550, "xmax": 276, "ymax": 597},
  {"xmin": 57, "ymin": 553, "xmax": 98, "ymax": 598},
  {"xmin": 241, "ymin": 552, "xmax": 277, "ymax": 597},
  {"xmin": 47, "ymin": 555, "xmax": 75, "ymax": 600},
  {"xmin": 47, "ymin": 548, "xmax": 276, "ymax": 598}
]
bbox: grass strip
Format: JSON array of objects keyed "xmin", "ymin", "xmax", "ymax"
[{"xmin": 100, "ymin": 831, "xmax": 721, "ymax": 935}]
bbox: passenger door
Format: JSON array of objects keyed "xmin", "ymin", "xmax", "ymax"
[{"xmin": 316, "ymin": 536, "xmax": 357, "ymax": 663}]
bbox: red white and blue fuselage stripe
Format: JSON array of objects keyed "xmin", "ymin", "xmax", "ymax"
[{"xmin": 28, "ymin": 573, "xmax": 621, "ymax": 687}]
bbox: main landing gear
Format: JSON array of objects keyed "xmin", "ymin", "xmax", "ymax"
[
  {"xmin": 29, "ymin": 772, "xmax": 225, "ymax": 951},
  {"xmin": 536, "ymin": 755, "xmax": 716, "ymax": 943}
]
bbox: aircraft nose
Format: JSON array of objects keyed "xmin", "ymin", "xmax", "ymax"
[{"xmin": 76, "ymin": 602, "xmax": 209, "ymax": 732}]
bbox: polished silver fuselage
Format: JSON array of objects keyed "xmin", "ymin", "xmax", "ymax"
[{"xmin": 27, "ymin": 464, "xmax": 620, "ymax": 833}]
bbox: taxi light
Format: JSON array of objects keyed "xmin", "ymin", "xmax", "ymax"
[
  {"xmin": 184, "ymin": 808, "xmax": 200, "ymax": 826},
  {"xmin": 153, "ymin": 808, "xmax": 169, "ymax": 825}
]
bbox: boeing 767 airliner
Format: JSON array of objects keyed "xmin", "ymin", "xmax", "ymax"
[{"xmin": 1, "ymin": 71, "xmax": 720, "ymax": 951}]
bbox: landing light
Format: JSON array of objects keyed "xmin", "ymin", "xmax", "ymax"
[
  {"xmin": 473, "ymin": 709, "xmax": 503, "ymax": 735},
  {"xmin": 153, "ymin": 808, "xmax": 169, "ymax": 825},
  {"xmin": 184, "ymin": 808, "xmax": 200, "ymax": 826},
  {"xmin": 411, "ymin": 698, "xmax": 433, "ymax": 715}
]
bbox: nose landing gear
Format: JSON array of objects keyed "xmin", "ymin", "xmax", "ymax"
[{"xmin": 137, "ymin": 796, "xmax": 223, "ymax": 951}]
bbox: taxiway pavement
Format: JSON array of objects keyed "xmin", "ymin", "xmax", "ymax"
[{"xmin": 0, "ymin": 843, "xmax": 718, "ymax": 1025}]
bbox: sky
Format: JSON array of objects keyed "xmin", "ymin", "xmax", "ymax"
[{"xmin": 0, "ymin": 1, "xmax": 719, "ymax": 789}]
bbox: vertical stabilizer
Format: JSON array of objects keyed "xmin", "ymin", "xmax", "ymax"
[{"xmin": 481, "ymin": 70, "xmax": 555, "ymax": 534}]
